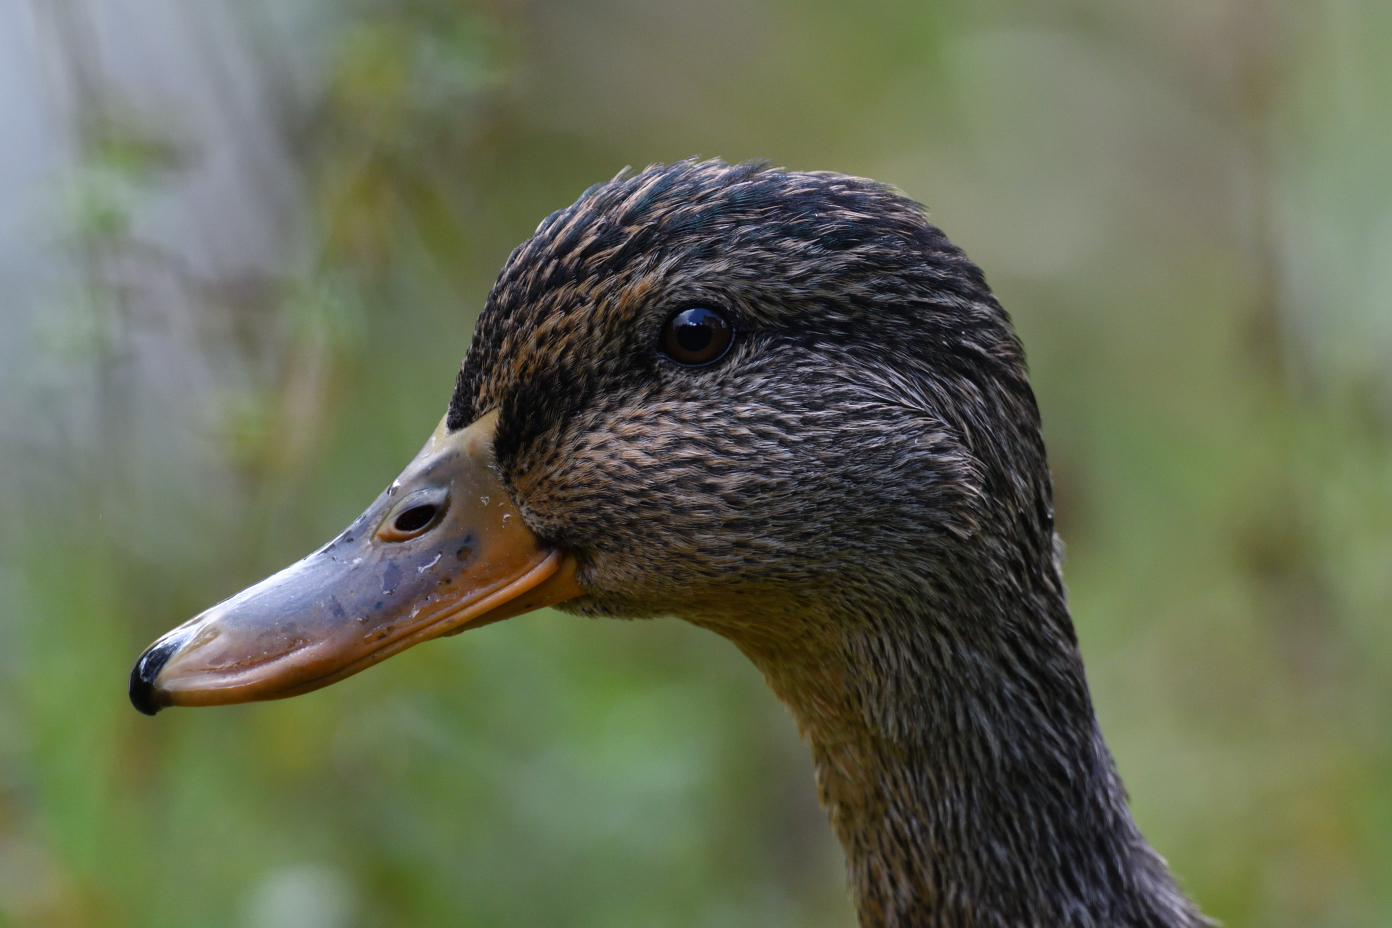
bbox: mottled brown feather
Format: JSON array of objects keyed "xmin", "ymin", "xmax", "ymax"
[{"xmin": 448, "ymin": 159, "xmax": 1209, "ymax": 928}]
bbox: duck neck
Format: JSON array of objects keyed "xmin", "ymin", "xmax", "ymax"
[{"xmin": 722, "ymin": 576, "xmax": 1205, "ymax": 928}]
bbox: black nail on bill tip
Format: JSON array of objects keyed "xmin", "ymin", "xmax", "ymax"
[{"xmin": 128, "ymin": 635, "xmax": 182, "ymax": 716}]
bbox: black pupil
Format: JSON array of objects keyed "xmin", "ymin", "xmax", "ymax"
[
  {"xmin": 660, "ymin": 307, "xmax": 731, "ymax": 366},
  {"xmin": 394, "ymin": 504, "xmax": 437, "ymax": 533},
  {"xmin": 676, "ymin": 311, "xmax": 715, "ymax": 352}
]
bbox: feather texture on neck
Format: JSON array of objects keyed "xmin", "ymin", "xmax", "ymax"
[{"xmin": 708, "ymin": 576, "xmax": 1207, "ymax": 928}]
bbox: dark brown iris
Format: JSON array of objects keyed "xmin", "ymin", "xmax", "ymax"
[{"xmin": 658, "ymin": 307, "xmax": 733, "ymax": 366}]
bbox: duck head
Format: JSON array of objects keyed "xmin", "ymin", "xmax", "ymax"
[{"xmin": 133, "ymin": 158, "xmax": 1042, "ymax": 713}]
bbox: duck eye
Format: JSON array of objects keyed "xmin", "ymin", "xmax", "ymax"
[{"xmin": 659, "ymin": 307, "xmax": 733, "ymax": 366}]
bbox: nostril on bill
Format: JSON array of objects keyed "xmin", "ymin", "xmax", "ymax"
[{"xmin": 394, "ymin": 504, "xmax": 438, "ymax": 533}]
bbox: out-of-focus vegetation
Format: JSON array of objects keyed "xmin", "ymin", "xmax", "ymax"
[{"xmin": 0, "ymin": 0, "xmax": 1389, "ymax": 926}]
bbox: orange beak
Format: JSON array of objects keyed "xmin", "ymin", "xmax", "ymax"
[{"xmin": 129, "ymin": 411, "xmax": 582, "ymax": 714}]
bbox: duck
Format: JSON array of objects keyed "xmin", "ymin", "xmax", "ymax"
[{"xmin": 129, "ymin": 159, "xmax": 1211, "ymax": 928}]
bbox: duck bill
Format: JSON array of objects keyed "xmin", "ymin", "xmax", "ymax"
[{"xmin": 129, "ymin": 411, "xmax": 582, "ymax": 715}]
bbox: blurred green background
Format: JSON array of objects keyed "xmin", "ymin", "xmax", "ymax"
[{"xmin": 1, "ymin": 0, "xmax": 1390, "ymax": 925}]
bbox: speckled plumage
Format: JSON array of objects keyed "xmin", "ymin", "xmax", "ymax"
[{"xmin": 448, "ymin": 160, "xmax": 1209, "ymax": 928}]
